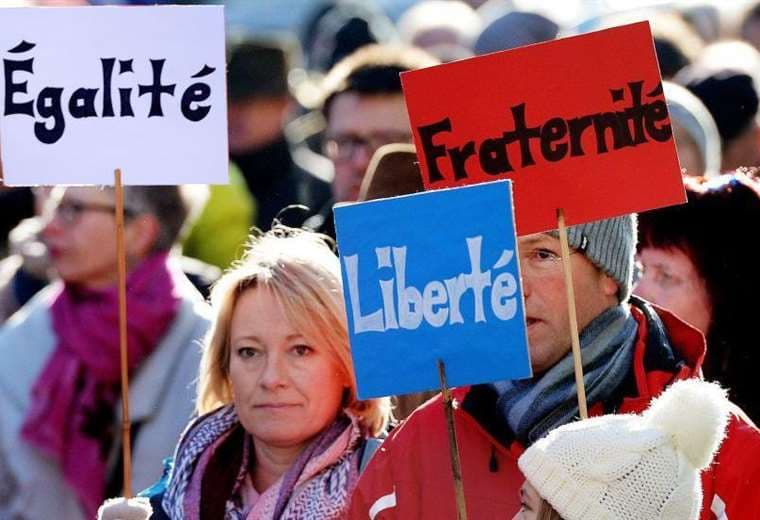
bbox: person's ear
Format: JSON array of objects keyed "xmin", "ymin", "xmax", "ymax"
[
  {"xmin": 600, "ymin": 273, "xmax": 619, "ymax": 298},
  {"xmin": 125, "ymin": 214, "xmax": 160, "ymax": 259}
]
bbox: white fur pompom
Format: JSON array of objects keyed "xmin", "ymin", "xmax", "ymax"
[
  {"xmin": 643, "ymin": 379, "xmax": 730, "ymax": 470},
  {"xmin": 97, "ymin": 497, "xmax": 153, "ymax": 520}
]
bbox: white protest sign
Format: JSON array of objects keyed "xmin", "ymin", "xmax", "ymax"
[{"xmin": 0, "ymin": 6, "xmax": 227, "ymax": 186}]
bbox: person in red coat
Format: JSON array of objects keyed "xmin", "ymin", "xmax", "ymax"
[{"xmin": 349, "ymin": 214, "xmax": 760, "ymax": 520}]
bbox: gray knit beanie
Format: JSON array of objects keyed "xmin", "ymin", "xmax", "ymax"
[{"xmin": 548, "ymin": 214, "xmax": 637, "ymax": 303}]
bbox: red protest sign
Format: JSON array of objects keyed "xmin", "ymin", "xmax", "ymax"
[{"xmin": 401, "ymin": 22, "xmax": 685, "ymax": 235}]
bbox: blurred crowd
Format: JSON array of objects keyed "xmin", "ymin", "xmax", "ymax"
[{"xmin": 1, "ymin": 1, "xmax": 760, "ymax": 519}]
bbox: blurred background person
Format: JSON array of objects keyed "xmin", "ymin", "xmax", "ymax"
[
  {"xmin": 287, "ymin": 0, "xmax": 399, "ymax": 152},
  {"xmin": 0, "ymin": 184, "xmax": 34, "ymax": 259},
  {"xmin": 132, "ymin": 227, "xmax": 391, "ymax": 518},
  {"xmin": 306, "ymin": 43, "xmax": 438, "ymax": 238},
  {"xmin": 396, "ymin": 0, "xmax": 481, "ymax": 62},
  {"xmin": 635, "ymin": 172, "xmax": 760, "ymax": 423},
  {"xmin": 650, "ymin": 10, "xmax": 704, "ymax": 80},
  {"xmin": 180, "ymin": 164, "xmax": 255, "ymax": 272},
  {"xmin": 227, "ymin": 37, "xmax": 333, "ymax": 230},
  {"xmin": 474, "ymin": 9, "xmax": 559, "ymax": 54},
  {"xmin": 740, "ymin": 1, "xmax": 760, "ymax": 51},
  {"xmin": 0, "ymin": 186, "xmax": 212, "ymax": 519},
  {"xmin": 299, "ymin": 0, "xmax": 398, "ymax": 79},
  {"xmin": 663, "ymin": 81, "xmax": 722, "ymax": 177},
  {"xmin": 0, "ymin": 187, "xmax": 50, "ymax": 324},
  {"xmin": 677, "ymin": 41, "xmax": 760, "ymax": 171},
  {"xmin": 0, "ymin": 185, "xmax": 217, "ymax": 326}
]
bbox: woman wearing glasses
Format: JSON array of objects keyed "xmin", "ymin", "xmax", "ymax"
[{"xmin": 0, "ymin": 186, "xmax": 212, "ymax": 520}]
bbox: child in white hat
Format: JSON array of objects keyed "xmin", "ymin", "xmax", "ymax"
[{"xmin": 514, "ymin": 379, "xmax": 730, "ymax": 520}]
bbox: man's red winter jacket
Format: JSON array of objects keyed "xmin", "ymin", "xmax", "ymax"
[{"xmin": 349, "ymin": 305, "xmax": 760, "ymax": 519}]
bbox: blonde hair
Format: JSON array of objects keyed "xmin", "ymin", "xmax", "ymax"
[
  {"xmin": 197, "ymin": 226, "xmax": 391, "ymax": 436},
  {"xmin": 538, "ymin": 498, "xmax": 563, "ymax": 520}
]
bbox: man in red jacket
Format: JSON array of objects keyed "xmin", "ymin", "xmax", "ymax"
[{"xmin": 349, "ymin": 214, "xmax": 760, "ymax": 519}]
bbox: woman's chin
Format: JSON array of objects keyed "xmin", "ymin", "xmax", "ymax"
[{"xmin": 249, "ymin": 429, "xmax": 311, "ymax": 451}]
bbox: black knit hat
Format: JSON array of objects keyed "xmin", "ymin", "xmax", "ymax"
[
  {"xmin": 682, "ymin": 70, "xmax": 759, "ymax": 142},
  {"xmin": 227, "ymin": 39, "xmax": 290, "ymax": 101}
]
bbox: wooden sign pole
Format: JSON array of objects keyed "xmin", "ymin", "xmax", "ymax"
[
  {"xmin": 114, "ymin": 168, "xmax": 133, "ymax": 497},
  {"xmin": 556, "ymin": 208, "xmax": 588, "ymax": 420},
  {"xmin": 437, "ymin": 359, "xmax": 468, "ymax": 520}
]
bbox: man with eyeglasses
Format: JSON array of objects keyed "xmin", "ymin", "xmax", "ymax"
[
  {"xmin": 349, "ymin": 215, "xmax": 760, "ymax": 519},
  {"xmin": 304, "ymin": 44, "xmax": 439, "ymax": 238}
]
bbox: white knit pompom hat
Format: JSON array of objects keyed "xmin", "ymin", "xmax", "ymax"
[
  {"xmin": 518, "ymin": 379, "xmax": 730, "ymax": 520},
  {"xmin": 97, "ymin": 497, "xmax": 152, "ymax": 520}
]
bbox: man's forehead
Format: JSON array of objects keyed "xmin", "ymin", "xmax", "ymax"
[
  {"xmin": 60, "ymin": 186, "xmax": 113, "ymax": 204},
  {"xmin": 518, "ymin": 233, "xmax": 560, "ymax": 248}
]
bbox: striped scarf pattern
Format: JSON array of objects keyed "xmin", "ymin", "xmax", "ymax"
[{"xmin": 491, "ymin": 304, "xmax": 639, "ymax": 445}]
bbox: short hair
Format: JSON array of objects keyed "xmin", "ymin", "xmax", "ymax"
[
  {"xmin": 320, "ymin": 44, "xmax": 439, "ymax": 119},
  {"xmin": 637, "ymin": 172, "xmax": 760, "ymax": 421},
  {"xmin": 122, "ymin": 185, "xmax": 207, "ymax": 253},
  {"xmin": 197, "ymin": 226, "xmax": 391, "ymax": 436}
]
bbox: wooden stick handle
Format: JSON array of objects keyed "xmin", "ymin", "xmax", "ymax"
[
  {"xmin": 438, "ymin": 360, "xmax": 468, "ymax": 520},
  {"xmin": 556, "ymin": 208, "xmax": 588, "ymax": 420},
  {"xmin": 114, "ymin": 168, "xmax": 133, "ymax": 497}
]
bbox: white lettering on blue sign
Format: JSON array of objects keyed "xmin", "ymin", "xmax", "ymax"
[{"xmin": 343, "ymin": 236, "xmax": 518, "ymax": 333}]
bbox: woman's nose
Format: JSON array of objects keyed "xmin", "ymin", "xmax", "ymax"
[{"xmin": 258, "ymin": 354, "xmax": 288, "ymax": 390}]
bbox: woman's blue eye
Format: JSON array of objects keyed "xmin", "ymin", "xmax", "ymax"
[{"xmin": 292, "ymin": 344, "xmax": 313, "ymax": 356}]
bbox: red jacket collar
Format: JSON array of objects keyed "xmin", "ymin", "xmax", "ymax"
[{"xmin": 454, "ymin": 301, "xmax": 708, "ymax": 418}]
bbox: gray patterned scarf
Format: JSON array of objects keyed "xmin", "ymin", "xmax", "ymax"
[{"xmin": 490, "ymin": 304, "xmax": 638, "ymax": 445}]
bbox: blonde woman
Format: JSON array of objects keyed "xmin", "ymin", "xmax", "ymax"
[{"xmin": 103, "ymin": 226, "xmax": 391, "ymax": 519}]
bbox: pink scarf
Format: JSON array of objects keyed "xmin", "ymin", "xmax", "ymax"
[{"xmin": 21, "ymin": 252, "xmax": 180, "ymax": 518}]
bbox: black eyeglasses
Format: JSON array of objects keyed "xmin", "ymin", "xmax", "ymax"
[
  {"xmin": 323, "ymin": 131, "xmax": 413, "ymax": 161},
  {"xmin": 50, "ymin": 199, "xmax": 136, "ymax": 226}
]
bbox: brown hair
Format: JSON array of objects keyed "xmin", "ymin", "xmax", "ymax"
[{"xmin": 320, "ymin": 44, "xmax": 438, "ymax": 118}]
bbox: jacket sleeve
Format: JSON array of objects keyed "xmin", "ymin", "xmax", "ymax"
[
  {"xmin": 707, "ymin": 414, "xmax": 760, "ymax": 519},
  {"xmin": 348, "ymin": 439, "xmax": 400, "ymax": 520}
]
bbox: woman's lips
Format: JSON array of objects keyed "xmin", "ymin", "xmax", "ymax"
[{"xmin": 253, "ymin": 403, "xmax": 299, "ymax": 409}]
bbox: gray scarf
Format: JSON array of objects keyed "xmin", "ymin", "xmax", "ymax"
[{"xmin": 490, "ymin": 304, "xmax": 638, "ymax": 445}]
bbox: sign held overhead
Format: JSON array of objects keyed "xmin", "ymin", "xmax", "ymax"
[
  {"xmin": 334, "ymin": 180, "xmax": 531, "ymax": 400},
  {"xmin": 0, "ymin": 6, "xmax": 227, "ymax": 186},
  {"xmin": 401, "ymin": 22, "xmax": 685, "ymax": 235}
]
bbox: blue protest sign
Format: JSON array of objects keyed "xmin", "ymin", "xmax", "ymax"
[{"xmin": 334, "ymin": 180, "xmax": 531, "ymax": 399}]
